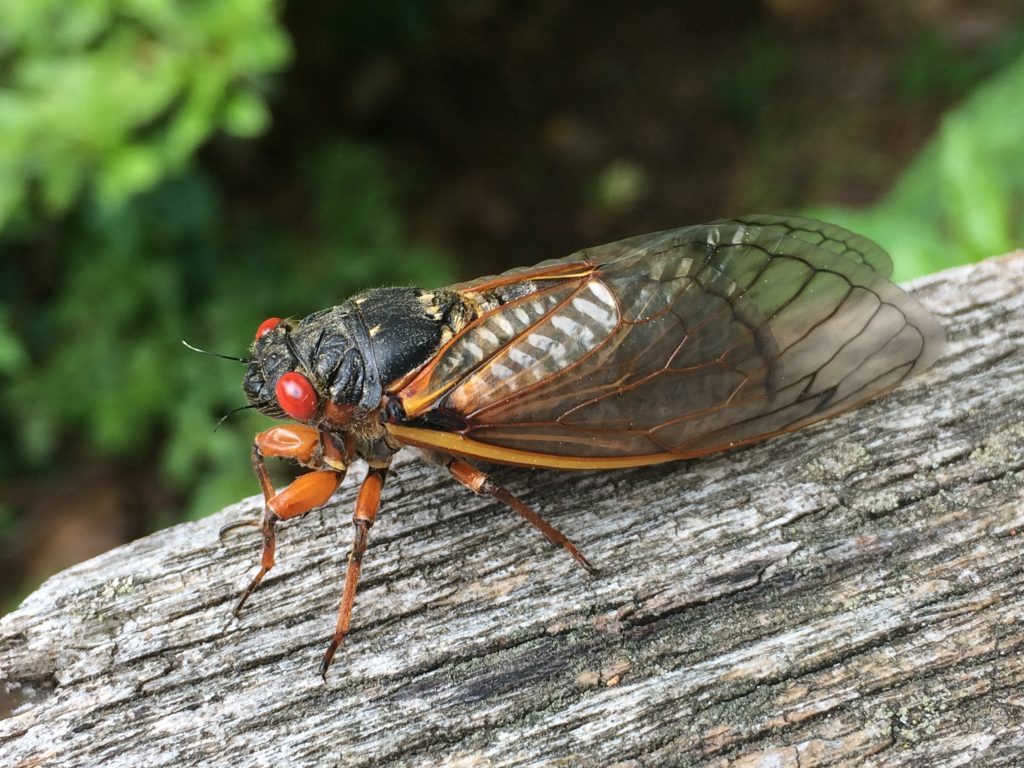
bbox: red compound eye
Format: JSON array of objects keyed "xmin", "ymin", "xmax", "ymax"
[
  {"xmin": 255, "ymin": 317, "xmax": 283, "ymax": 340},
  {"xmin": 275, "ymin": 372, "xmax": 318, "ymax": 420}
]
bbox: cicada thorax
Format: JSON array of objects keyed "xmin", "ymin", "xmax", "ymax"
[
  {"xmin": 347, "ymin": 287, "xmax": 474, "ymax": 399},
  {"xmin": 244, "ymin": 288, "xmax": 463, "ymax": 433}
]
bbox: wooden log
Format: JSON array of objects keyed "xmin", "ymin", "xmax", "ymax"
[{"xmin": 2, "ymin": 253, "xmax": 1023, "ymax": 768}]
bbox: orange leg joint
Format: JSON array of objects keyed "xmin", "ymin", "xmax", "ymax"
[
  {"xmin": 255, "ymin": 424, "xmax": 323, "ymax": 465},
  {"xmin": 268, "ymin": 471, "xmax": 342, "ymax": 519},
  {"xmin": 228, "ymin": 427, "xmax": 347, "ymax": 623}
]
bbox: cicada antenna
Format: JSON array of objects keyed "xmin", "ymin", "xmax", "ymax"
[
  {"xmin": 214, "ymin": 404, "xmax": 260, "ymax": 432},
  {"xmin": 182, "ymin": 340, "xmax": 259, "ymax": 430},
  {"xmin": 181, "ymin": 339, "xmax": 249, "ymax": 364}
]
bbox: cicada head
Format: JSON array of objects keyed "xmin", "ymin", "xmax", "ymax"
[{"xmin": 243, "ymin": 307, "xmax": 381, "ymax": 429}]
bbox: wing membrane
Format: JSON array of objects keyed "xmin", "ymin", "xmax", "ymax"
[{"xmin": 392, "ymin": 216, "xmax": 944, "ymax": 465}]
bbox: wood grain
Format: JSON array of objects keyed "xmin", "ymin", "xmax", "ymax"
[{"xmin": 2, "ymin": 253, "xmax": 1023, "ymax": 768}]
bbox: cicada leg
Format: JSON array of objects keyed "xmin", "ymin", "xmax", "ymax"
[
  {"xmin": 228, "ymin": 425, "xmax": 346, "ymax": 620},
  {"xmin": 320, "ymin": 465, "xmax": 388, "ymax": 680},
  {"xmin": 446, "ymin": 458, "xmax": 597, "ymax": 575}
]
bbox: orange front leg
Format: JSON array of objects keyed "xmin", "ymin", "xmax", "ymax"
[
  {"xmin": 319, "ymin": 465, "xmax": 388, "ymax": 680},
  {"xmin": 228, "ymin": 425, "xmax": 347, "ymax": 620}
]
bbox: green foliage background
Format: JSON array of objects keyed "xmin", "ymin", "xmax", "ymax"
[
  {"xmin": 0, "ymin": 1, "xmax": 453, "ymax": 531},
  {"xmin": 1, "ymin": 1, "xmax": 1022, "ymax": 603},
  {"xmin": 813, "ymin": 49, "xmax": 1024, "ymax": 280},
  {"xmin": 0, "ymin": 0, "xmax": 289, "ymax": 228}
]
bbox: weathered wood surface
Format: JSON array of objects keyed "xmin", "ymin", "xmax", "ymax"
[{"xmin": 2, "ymin": 253, "xmax": 1023, "ymax": 768}]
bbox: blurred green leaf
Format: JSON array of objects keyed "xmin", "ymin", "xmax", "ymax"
[
  {"xmin": 0, "ymin": 308, "xmax": 27, "ymax": 375},
  {"xmin": 222, "ymin": 91, "xmax": 271, "ymax": 138},
  {"xmin": 939, "ymin": 114, "xmax": 1011, "ymax": 259},
  {"xmin": 810, "ymin": 50, "xmax": 1024, "ymax": 280},
  {"xmin": 586, "ymin": 159, "xmax": 649, "ymax": 211},
  {"xmin": 0, "ymin": 0, "xmax": 291, "ymax": 230}
]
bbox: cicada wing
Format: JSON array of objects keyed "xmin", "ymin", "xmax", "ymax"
[
  {"xmin": 394, "ymin": 216, "xmax": 944, "ymax": 464},
  {"xmin": 722, "ymin": 215, "xmax": 896, "ymax": 278}
]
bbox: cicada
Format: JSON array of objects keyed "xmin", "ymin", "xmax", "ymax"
[{"xmin": 230, "ymin": 215, "xmax": 944, "ymax": 677}]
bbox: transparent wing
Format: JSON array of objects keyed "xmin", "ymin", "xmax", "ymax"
[{"xmin": 394, "ymin": 216, "xmax": 944, "ymax": 461}]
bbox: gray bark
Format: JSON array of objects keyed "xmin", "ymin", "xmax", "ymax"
[{"xmin": 2, "ymin": 253, "xmax": 1023, "ymax": 768}]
